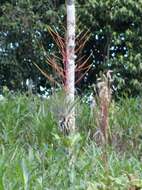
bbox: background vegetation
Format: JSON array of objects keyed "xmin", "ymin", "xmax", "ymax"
[{"xmin": 0, "ymin": 0, "xmax": 142, "ymax": 96}]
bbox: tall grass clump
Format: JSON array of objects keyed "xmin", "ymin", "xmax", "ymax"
[
  {"xmin": 0, "ymin": 92, "xmax": 142, "ymax": 189},
  {"xmin": 109, "ymin": 97, "xmax": 142, "ymax": 153}
]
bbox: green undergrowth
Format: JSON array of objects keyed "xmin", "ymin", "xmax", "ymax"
[{"xmin": 0, "ymin": 93, "xmax": 142, "ymax": 189}]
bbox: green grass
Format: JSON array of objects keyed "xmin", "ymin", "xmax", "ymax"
[{"xmin": 0, "ymin": 93, "xmax": 142, "ymax": 189}]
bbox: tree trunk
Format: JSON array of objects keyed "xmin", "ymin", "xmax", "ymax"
[{"xmin": 65, "ymin": 0, "xmax": 76, "ymax": 133}]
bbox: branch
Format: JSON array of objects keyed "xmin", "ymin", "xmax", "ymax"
[{"xmin": 33, "ymin": 62, "xmax": 58, "ymax": 85}]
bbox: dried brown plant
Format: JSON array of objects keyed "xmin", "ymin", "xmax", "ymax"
[
  {"xmin": 98, "ymin": 71, "xmax": 112, "ymax": 142},
  {"xmin": 93, "ymin": 70, "xmax": 113, "ymax": 144}
]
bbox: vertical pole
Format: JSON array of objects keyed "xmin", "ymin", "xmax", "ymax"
[{"xmin": 66, "ymin": 0, "xmax": 76, "ymax": 132}]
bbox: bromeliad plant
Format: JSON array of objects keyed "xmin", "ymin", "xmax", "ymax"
[
  {"xmin": 33, "ymin": 1, "xmax": 92, "ymax": 135},
  {"xmin": 33, "ymin": 28, "xmax": 91, "ymax": 88}
]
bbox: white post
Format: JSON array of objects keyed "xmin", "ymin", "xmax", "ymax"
[{"xmin": 65, "ymin": 0, "xmax": 76, "ymax": 132}]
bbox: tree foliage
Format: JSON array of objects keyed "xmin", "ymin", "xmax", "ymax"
[
  {"xmin": 0, "ymin": 0, "xmax": 142, "ymax": 96},
  {"xmin": 76, "ymin": 0, "xmax": 142, "ymax": 96}
]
